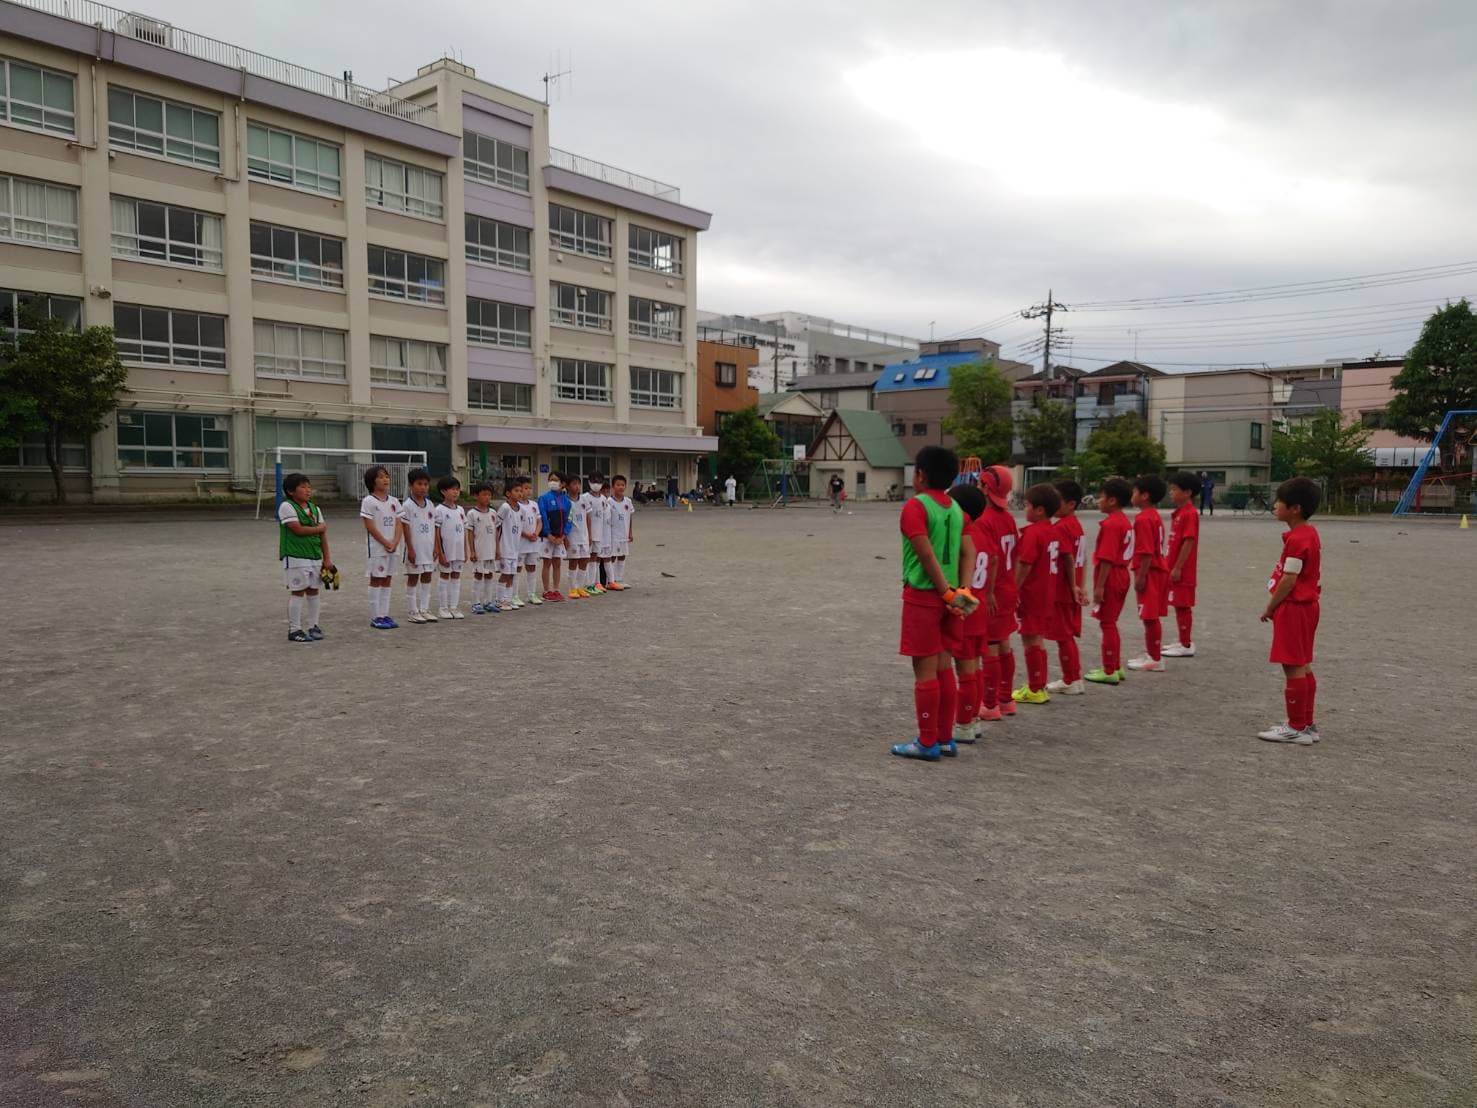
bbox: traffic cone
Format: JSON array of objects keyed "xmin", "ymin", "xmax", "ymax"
[{"xmin": 1462, "ymin": 514, "xmax": 1470, "ymax": 530}]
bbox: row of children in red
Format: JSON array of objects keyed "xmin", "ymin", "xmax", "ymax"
[{"xmin": 892, "ymin": 447, "xmax": 1323, "ymax": 760}]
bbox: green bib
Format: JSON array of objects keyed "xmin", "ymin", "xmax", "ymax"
[
  {"xmin": 901, "ymin": 494, "xmax": 963, "ymax": 591},
  {"xmin": 279, "ymin": 499, "xmax": 323, "ymax": 560}
]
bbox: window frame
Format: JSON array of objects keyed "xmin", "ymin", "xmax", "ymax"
[
  {"xmin": 365, "ymin": 153, "xmax": 445, "ymax": 220},
  {"xmin": 116, "ymin": 410, "xmax": 230, "ymax": 471},
  {"xmin": 0, "ymin": 173, "xmax": 79, "ymax": 249},
  {"xmin": 249, "ymin": 222, "xmax": 344, "ymax": 289},
  {"xmin": 715, "ymin": 361, "xmax": 738, "ymax": 388},
  {"xmin": 0, "ymin": 288, "xmax": 82, "ymax": 340},
  {"xmin": 549, "ymin": 203, "xmax": 612, "ymax": 259},
  {"xmin": 911, "ymin": 422, "xmax": 928, "ymax": 437},
  {"xmin": 467, "ymin": 379, "xmax": 532, "ymax": 413},
  {"xmin": 370, "ymin": 334, "xmax": 447, "ymax": 391},
  {"xmin": 1250, "ymin": 421, "xmax": 1264, "ymax": 449},
  {"xmin": 246, "ymin": 123, "xmax": 341, "ymax": 196},
  {"xmin": 466, "ymin": 297, "xmax": 532, "ymax": 350},
  {"xmin": 254, "ymin": 417, "xmax": 351, "ymax": 472},
  {"xmin": 1, "ymin": 56, "xmax": 76, "ymax": 136},
  {"xmin": 114, "ymin": 304, "xmax": 226, "ymax": 371},
  {"xmin": 465, "ymin": 214, "xmax": 531, "ymax": 271},
  {"xmin": 629, "ymin": 297, "xmax": 683, "ymax": 344},
  {"xmin": 551, "ymin": 283, "xmax": 611, "ymax": 332},
  {"xmin": 0, "ymin": 432, "xmax": 87, "ymax": 470},
  {"xmin": 463, "ymin": 131, "xmax": 530, "ymax": 193},
  {"xmin": 253, "ymin": 320, "xmax": 348, "ymax": 381},
  {"xmin": 111, "ymin": 196, "xmax": 223, "ymax": 271},
  {"xmin": 551, "ymin": 448, "xmax": 613, "ymax": 481},
  {"xmin": 553, "ymin": 358, "xmax": 612, "ymax": 404},
  {"xmin": 630, "ymin": 366, "xmax": 683, "ymax": 410},
  {"xmin": 628, "ymin": 223, "xmax": 683, "ymax": 275},
  {"xmin": 367, "ymin": 245, "xmax": 446, "ymax": 305},
  {"xmin": 107, "ymin": 86, "xmax": 219, "ymax": 168}
]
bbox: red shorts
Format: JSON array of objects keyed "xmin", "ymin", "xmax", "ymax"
[
  {"xmin": 1017, "ymin": 595, "xmax": 1054, "ymax": 637},
  {"xmin": 1053, "ymin": 601, "xmax": 1082, "ymax": 641},
  {"xmin": 1269, "ymin": 599, "xmax": 1319, "ymax": 666},
  {"xmin": 952, "ymin": 631, "xmax": 986, "ymax": 662},
  {"xmin": 987, "ymin": 592, "xmax": 1018, "ymax": 642},
  {"xmin": 1092, "ymin": 569, "xmax": 1130, "ymax": 623},
  {"xmin": 900, "ymin": 600, "xmax": 965, "ymax": 658},
  {"xmin": 1167, "ymin": 584, "xmax": 1196, "ymax": 609}
]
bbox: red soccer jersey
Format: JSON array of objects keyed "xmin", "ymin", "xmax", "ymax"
[
  {"xmin": 961, "ymin": 518, "xmax": 991, "ymax": 634},
  {"xmin": 1169, "ymin": 504, "xmax": 1200, "ymax": 587},
  {"xmin": 1016, "ymin": 519, "xmax": 1059, "ymax": 611},
  {"xmin": 978, "ymin": 504, "xmax": 1020, "ymax": 610},
  {"xmin": 1270, "ymin": 524, "xmax": 1321, "ymax": 603},
  {"xmin": 1133, "ymin": 508, "xmax": 1168, "ymax": 572},
  {"xmin": 1053, "ymin": 514, "xmax": 1086, "ymax": 603},
  {"xmin": 1094, "ymin": 510, "xmax": 1133, "ymax": 568}
]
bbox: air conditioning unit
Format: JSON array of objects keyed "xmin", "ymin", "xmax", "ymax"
[{"xmin": 118, "ymin": 13, "xmax": 171, "ymax": 46}]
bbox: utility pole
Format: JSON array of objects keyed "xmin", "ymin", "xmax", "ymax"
[{"xmin": 1021, "ymin": 289, "xmax": 1067, "ymax": 380}]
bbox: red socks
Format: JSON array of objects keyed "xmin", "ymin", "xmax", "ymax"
[
  {"xmin": 1306, "ymin": 671, "xmax": 1317, "ymax": 728},
  {"xmin": 980, "ymin": 655, "xmax": 1000, "ymax": 710},
  {"xmin": 998, "ymin": 650, "xmax": 1016, "ymax": 703},
  {"xmin": 1175, "ymin": 607, "xmax": 1193, "ymax": 647},
  {"xmin": 1284, "ymin": 676, "xmax": 1309, "ymax": 730},
  {"xmin": 1144, "ymin": 620, "xmax": 1162, "ymax": 661},
  {"xmin": 1056, "ymin": 638, "xmax": 1081, "ymax": 684},
  {"xmin": 1026, "ymin": 645, "xmax": 1048, "ymax": 692},
  {"xmin": 936, "ymin": 668, "xmax": 958, "ymax": 744},
  {"xmin": 914, "ymin": 679, "xmax": 940, "ymax": 747},
  {"xmin": 955, "ymin": 672, "xmax": 978, "ymax": 725},
  {"xmin": 1101, "ymin": 624, "xmax": 1121, "ymax": 673}
]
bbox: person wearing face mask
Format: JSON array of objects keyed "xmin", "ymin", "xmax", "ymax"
[
  {"xmin": 537, "ymin": 472, "xmax": 574, "ymax": 602},
  {"xmin": 584, "ymin": 473, "xmax": 610, "ymax": 594}
]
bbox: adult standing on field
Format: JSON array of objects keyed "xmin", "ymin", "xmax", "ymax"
[
  {"xmin": 724, "ymin": 474, "xmax": 737, "ymax": 506},
  {"xmin": 1199, "ymin": 471, "xmax": 1215, "ymax": 516},
  {"xmin": 829, "ymin": 473, "xmax": 845, "ymax": 512},
  {"xmin": 666, "ymin": 473, "xmax": 679, "ymax": 509}
]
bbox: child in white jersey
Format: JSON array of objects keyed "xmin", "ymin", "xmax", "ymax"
[
  {"xmin": 516, "ymin": 476, "xmax": 543, "ymax": 604},
  {"xmin": 606, "ymin": 474, "xmax": 635, "ymax": 590},
  {"xmin": 433, "ymin": 474, "xmax": 468, "ymax": 620},
  {"xmin": 591, "ymin": 475, "xmax": 613, "ymax": 593},
  {"xmin": 359, "ymin": 465, "xmax": 401, "ymax": 629},
  {"xmin": 495, "ymin": 479, "xmax": 526, "ymax": 611},
  {"xmin": 564, "ymin": 474, "xmax": 595, "ymax": 598},
  {"xmin": 398, "ymin": 467, "xmax": 438, "ymax": 623},
  {"xmin": 466, "ymin": 482, "xmax": 500, "ymax": 614}
]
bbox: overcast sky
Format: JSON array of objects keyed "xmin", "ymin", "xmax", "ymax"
[{"xmin": 143, "ymin": 0, "xmax": 1477, "ymax": 369}]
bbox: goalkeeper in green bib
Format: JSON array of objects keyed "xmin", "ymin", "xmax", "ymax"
[
  {"xmin": 892, "ymin": 446, "xmax": 980, "ymax": 762},
  {"xmin": 278, "ymin": 472, "xmax": 336, "ymax": 643}
]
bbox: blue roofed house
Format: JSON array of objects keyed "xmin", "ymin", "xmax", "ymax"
[{"xmin": 872, "ymin": 338, "xmax": 1034, "ymax": 458}]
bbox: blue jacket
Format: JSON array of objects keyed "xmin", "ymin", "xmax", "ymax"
[{"xmin": 537, "ymin": 488, "xmax": 572, "ymax": 537}]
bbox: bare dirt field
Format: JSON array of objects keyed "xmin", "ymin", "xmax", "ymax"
[{"xmin": 1, "ymin": 502, "xmax": 1474, "ymax": 1107}]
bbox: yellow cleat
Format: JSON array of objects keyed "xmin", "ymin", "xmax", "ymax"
[{"xmin": 1011, "ymin": 685, "xmax": 1051, "ymax": 705}]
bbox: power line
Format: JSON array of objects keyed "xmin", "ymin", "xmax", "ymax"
[{"xmin": 1059, "ymin": 292, "xmax": 1471, "ymax": 333}]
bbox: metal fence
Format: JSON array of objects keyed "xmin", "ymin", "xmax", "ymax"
[
  {"xmin": 13, "ymin": 0, "xmax": 434, "ymax": 125},
  {"xmin": 548, "ymin": 147, "xmax": 680, "ymax": 202}
]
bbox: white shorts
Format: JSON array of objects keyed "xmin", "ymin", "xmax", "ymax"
[
  {"xmin": 283, "ymin": 558, "xmax": 322, "ymax": 592},
  {"xmin": 474, "ymin": 559, "xmax": 498, "ymax": 574},
  {"xmin": 365, "ymin": 551, "xmax": 396, "ymax": 578},
  {"xmin": 610, "ymin": 541, "xmax": 630, "ymax": 559},
  {"xmin": 592, "ymin": 542, "xmax": 608, "ymax": 558},
  {"xmin": 496, "ymin": 557, "xmax": 519, "ymax": 576},
  {"xmin": 520, "ymin": 553, "xmax": 539, "ymax": 568},
  {"xmin": 404, "ymin": 559, "xmax": 434, "ymax": 576},
  {"xmin": 567, "ymin": 541, "xmax": 590, "ymax": 560},
  {"xmin": 540, "ymin": 539, "xmax": 566, "ymax": 560},
  {"xmin": 439, "ymin": 560, "xmax": 464, "ymax": 576}
]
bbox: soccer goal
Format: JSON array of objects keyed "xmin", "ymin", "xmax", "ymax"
[
  {"xmin": 1392, "ymin": 409, "xmax": 1477, "ymax": 517},
  {"xmin": 253, "ymin": 447, "xmax": 428, "ymax": 519}
]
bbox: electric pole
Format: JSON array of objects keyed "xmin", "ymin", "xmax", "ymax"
[{"xmin": 1021, "ymin": 290, "xmax": 1067, "ymax": 380}]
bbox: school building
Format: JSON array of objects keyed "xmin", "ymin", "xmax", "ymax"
[{"xmin": 0, "ymin": 0, "xmax": 713, "ymax": 500}]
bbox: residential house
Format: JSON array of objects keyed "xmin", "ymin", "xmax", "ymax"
[
  {"xmin": 873, "ymin": 338, "xmax": 1034, "ymax": 458},
  {"xmin": 787, "ymin": 368, "xmax": 882, "ymax": 413},
  {"xmin": 757, "ymin": 391, "xmax": 824, "ymax": 455},
  {"xmin": 1337, "ymin": 357, "xmax": 1427, "ymax": 452},
  {"xmin": 697, "ymin": 336, "xmax": 758, "ymax": 437},
  {"xmin": 1146, "ymin": 368, "xmax": 1274, "ymax": 487},
  {"xmin": 1073, "ymin": 362, "xmax": 1163, "ymax": 450},
  {"xmin": 1011, "ymin": 365, "xmax": 1085, "ymax": 462},
  {"xmin": 806, "ymin": 407, "xmax": 908, "ymax": 501}
]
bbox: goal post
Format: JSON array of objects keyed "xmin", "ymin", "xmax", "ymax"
[{"xmin": 254, "ymin": 447, "xmax": 428, "ymax": 519}]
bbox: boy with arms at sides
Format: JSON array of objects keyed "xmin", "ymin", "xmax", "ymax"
[
  {"xmin": 1012, "ymin": 483, "xmax": 1064, "ymax": 705},
  {"xmin": 398, "ymin": 467, "xmax": 439, "ymax": 624},
  {"xmin": 1127, "ymin": 474, "xmax": 1170, "ymax": 672},
  {"xmin": 359, "ymin": 464, "xmax": 400, "ymax": 630},
  {"xmin": 1163, "ymin": 471, "xmax": 1201, "ymax": 657},
  {"xmin": 1047, "ymin": 478, "xmax": 1089, "ymax": 695},
  {"xmin": 1086, "ymin": 476, "xmax": 1134, "ymax": 685},
  {"xmin": 948, "ymin": 483, "xmax": 990, "ymax": 744},
  {"xmin": 606, "ymin": 475, "xmax": 635, "ymax": 590},
  {"xmin": 517, "ymin": 476, "xmax": 544, "ymax": 605},
  {"xmin": 563, "ymin": 474, "xmax": 593, "ymax": 598},
  {"xmin": 495, "ymin": 478, "xmax": 525, "ymax": 611},
  {"xmin": 279, "ymin": 472, "xmax": 334, "ymax": 643},
  {"xmin": 1258, "ymin": 477, "xmax": 1323, "ymax": 745},
  {"xmin": 891, "ymin": 446, "xmax": 978, "ymax": 762},
  {"xmin": 537, "ymin": 471, "xmax": 572, "ymax": 602},
  {"xmin": 977, "ymin": 464, "xmax": 1020, "ymax": 719},
  {"xmin": 466, "ymin": 482, "xmax": 500, "ymax": 614},
  {"xmin": 432, "ymin": 474, "xmax": 468, "ymax": 620},
  {"xmin": 586, "ymin": 472, "xmax": 611, "ymax": 595}
]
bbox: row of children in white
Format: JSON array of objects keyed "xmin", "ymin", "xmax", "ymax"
[{"xmin": 359, "ymin": 468, "xmax": 636, "ymax": 625}]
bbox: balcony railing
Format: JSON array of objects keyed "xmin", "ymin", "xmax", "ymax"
[
  {"xmin": 7, "ymin": 0, "xmax": 434, "ymax": 125},
  {"xmin": 549, "ymin": 147, "xmax": 680, "ymax": 202}
]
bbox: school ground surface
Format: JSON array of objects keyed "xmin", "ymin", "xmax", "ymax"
[{"xmin": 1, "ymin": 503, "xmax": 1473, "ymax": 1108}]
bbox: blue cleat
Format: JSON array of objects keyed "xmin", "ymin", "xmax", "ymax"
[
  {"xmin": 382, "ymin": 616, "xmax": 399, "ymax": 629},
  {"xmin": 306, "ymin": 626, "xmax": 325, "ymax": 641},
  {"xmin": 890, "ymin": 739, "xmax": 940, "ymax": 762},
  {"xmin": 937, "ymin": 738, "xmax": 958, "ymax": 757}
]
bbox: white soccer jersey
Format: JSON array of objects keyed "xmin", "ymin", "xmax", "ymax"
[
  {"xmin": 519, "ymin": 501, "xmax": 541, "ymax": 555},
  {"xmin": 609, "ymin": 496, "xmax": 635, "ymax": 543},
  {"xmin": 398, "ymin": 496, "xmax": 437, "ymax": 564},
  {"xmin": 433, "ymin": 503, "xmax": 467, "ymax": 564},
  {"xmin": 496, "ymin": 501, "xmax": 523, "ymax": 555},
  {"xmin": 597, "ymin": 494, "xmax": 615, "ymax": 545},
  {"xmin": 467, "ymin": 506, "xmax": 499, "ymax": 562},
  {"xmin": 571, "ymin": 493, "xmax": 595, "ymax": 546},
  {"xmin": 359, "ymin": 493, "xmax": 401, "ymax": 557}
]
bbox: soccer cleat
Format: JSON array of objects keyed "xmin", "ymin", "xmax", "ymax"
[
  {"xmin": 407, "ymin": 611, "xmax": 428, "ymax": 624},
  {"xmin": 1084, "ymin": 667, "xmax": 1122, "ymax": 685},
  {"xmin": 999, "ymin": 698, "xmax": 1016, "ymax": 716},
  {"xmin": 511, "ymin": 598, "xmax": 525, "ymax": 609},
  {"xmin": 306, "ymin": 626, "xmax": 325, "ymax": 641},
  {"xmin": 382, "ymin": 617, "xmax": 399, "ymax": 629},
  {"xmin": 1047, "ymin": 679, "xmax": 1085, "ymax": 695},
  {"xmin": 371, "ymin": 617, "xmax": 386, "ymax": 629},
  {"xmin": 1257, "ymin": 723, "xmax": 1314, "ymax": 745},
  {"xmin": 890, "ymin": 739, "xmax": 940, "ymax": 762},
  {"xmin": 1127, "ymin": 655, "xmax": 1166, "ymax": 672},
  {"xmin": 287, "ymin": 629, "xmax": 309, "ymax": 643},
  {"xmin": 952, "ymin": 721, "xmax": 977, "ymax": 745},
  {"xmin": 471, "ymin": 603, "xmax": 484, "ymax": 614},
  {"xmin": 1012, "ymin": 686, "xmax": 1051, "ymax": 705},
  {"xmin": 591, "ymin": 584, "xmax": 607, "ymax": 594},
  {"xmin": 606, "ymin": 582, "xmax": 627, "ymax": 591},
  {"xmin": 1161, "ymin": 642, "xmax": 1197, "ymax": 658},
  {"xmin": 1305, "ymin": 723, "xmax": 1321, "ymax": 742},
  {"xmin": 450, "ymin": 608, "xmax": 465, "ymax": 620},
  {"xmin": 937, "ymin": 738, "xmax": 958, "ymax": 757},
  {"xmin": 422, "ymin": 609, "xmax": 439, "ymax": 622},
  {"xmin": 976, "ymin": 705, "xmax": 1003, "ymax": 723},
  {"xmin": 438, "ymin": 607, "xmax": 454, "ymax": 620},
  {"xmin": 528, "ymin": 595, "xmax": 543, "ymax": 605},
  {"xmin": 568, "ymin": 589, "xmax": 585, "ymax": 599}
]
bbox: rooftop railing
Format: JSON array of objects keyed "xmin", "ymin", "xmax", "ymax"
[
  {"xmin": 6, "ymin": 0, "xmax": 435, "ymax": 125},
  {"xmin": 549, "ymin": 147, "xmax": 680, "ymax": 202}
]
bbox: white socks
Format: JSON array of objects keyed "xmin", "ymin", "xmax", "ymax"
[
  {"xmin": 368, "ymin": 587, "xmax": 379, "ymax": 620},
  {"xmin": 288, "ymin": 595, "xmax": 303, "ymax": 631},
  {"xmin": 304, "ymin": 593, "xmax": 320, "ymax": 629},
  {"xmin": 449, "ymin": 577, "xmax": 461, "ymax": 609},
  {"xmin": 437, "ymin": 579, "xmax": 449, "ymax": 609},
  {"xmin": 377, "ymin": 587, "xmax": 391, "ymax": 618}
]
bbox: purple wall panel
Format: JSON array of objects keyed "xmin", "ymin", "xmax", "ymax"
[
  {"xmin": 467, "ymin": 346, "xmax": 535, "ymax": 383},
  {"xmin": 466, "ymin": 265, "xmax": 535, "ymax": 306},
  {"xmin": 465, "ymin": 182, "xmax": 535, "ymax": 228}
]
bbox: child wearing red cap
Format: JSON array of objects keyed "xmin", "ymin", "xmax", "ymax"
[{"xmin": 976, "ymin": 464, "xmax": 1019, "ymax": 719}]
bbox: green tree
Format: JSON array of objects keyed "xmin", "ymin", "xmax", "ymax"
[
  {"xmin": 716, "ymin": 406, "xmax": 782, "ymax": 486},
  {"xmin": 0, "ymin": 313, "xmax": 128, "ymax": 504},
  {"xmin": 1277, "ymin": 410, "xmax": 1373, "ymax": 507},
  {"xmin": 1386, "ymin": 299, "xmax": 1477, "ymax": 459},
  {"xmin": 1082, "ymin": 412, "xmax": 1166, "ymax": 478},
  {"xmin": 1270, "ymin": 426, "xmax": 1299, "ymax": 482},
  {"xmin": 1015, "ymin": 394, "xmax": 1074, "ymax": 467},
  {"xmin": 941, "ymin": 360, "xmax": 1013, "ymax": 460}
]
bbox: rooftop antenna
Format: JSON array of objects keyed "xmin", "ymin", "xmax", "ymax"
[{"xmin": 543, "ymin": 49, "xmax": 573, "ymax": 104}]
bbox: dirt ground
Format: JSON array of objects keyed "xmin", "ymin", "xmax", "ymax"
[{"xmin": 1, "ymin": 502, "xmax": 1474, "ymax": 1107}]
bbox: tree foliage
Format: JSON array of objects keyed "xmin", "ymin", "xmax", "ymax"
[
  {"xmin": 1081, "ymin": 412, "xmax": 1166, "ymax": 479},
  {"xmin": 716, "ymin": 406, "xmax": 782, "ymax": 485},
  {"xmin": 1386, "ymin": 299, "xmax": 1477, "ymax": 452},
  {"xmin": 1015, "ymin": 394, "xmax": 1074, "ymax": 467},
  {"xmin": 1275, "ymin": 410, "xmax": 1373, "ymax": 504},
  {"xmin": 0, "ymin": 313, "xmax": 128, "ymax": 503},
  {"xmin": 941, "ymin": 360, "xmax": 1013, "ymax": 461}
]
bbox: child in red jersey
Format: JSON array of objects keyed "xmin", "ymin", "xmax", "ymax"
[
  {"xmin": 1011, "ymin": 483, "xmax": 1064, "ymax": 705},
  {"xmin": 1086, "ymin": 476, "xmax": 1134, "ymax": 685},
  {"xmin": 1127, "ymin": 474, "xmax": 1170, "ymax": 672},
  {"xmin": 1258, "ymin": 477, "xmax": 1323, "ymax": 745},
  {"xmin": 976, "ymin": 464, "xmax": 1020, "ymax": 717},
  {"xmin": 1164, "ymin": 471, "xmax": 1201, "ymax": 657},
  {"xmin": 1047, "ymin": 478, "xmax": 1089, "ymax": 695},
  {"xmin": 948, "ymin": 483, "xmax": 991, "ymax": 743},
  {"xmin": 891, "ymin": 446, "xmax": 978, "ymax": 762}
]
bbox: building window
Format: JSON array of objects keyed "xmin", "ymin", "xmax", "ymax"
[
  {"xmin": 467, "ymin": 379, "xmax": 532, "ymax": 412},
  {"xmin": 1360, "ymin": 409, "xmax": 1387, "ymax": 429},
  {"xmin": 630, "ymin": 366, "xmax": 682, "ymax": 410},
  {"xmin": 715, "ymin": 362, "xmax": 737, "ymax": 387},
  {"xmin": 466, "ymin": 297, "xmax": 531, "ymax": 349},
  {"xmin": 255, "ymin": 418, "xmax": 350, "ymax": 472},
  {"xmin": 111, "ymin": 197, "xmax": 222, "ymax": 270},
  {"xmin": 836, "ymin": 358, "xmax": 851, "ymax": 373},
  {"xmin": 891, "ymin": 421, "xmax": 905, "ymax": 435},
  {"xmin": 715, "ymin": 410, "xmax": 734, "ymax": 433},
  {"xmin": 464, "ymin": 131, "xmax": 529, "ymax": 192},
  {"xmin": 117, "ymin": 411, "xmax": 228, "ymax": 470},
  {"xmin": 1097, "ymin": 383, "xmax": 1115, "ymax": 405},
  {"xmin": 1250, "ymin": 421, "xmax": 1263, "ymax": 449},
  {"xmin": 370, "ymin": 335, "xmax": 446, "ymax": 390},
  {"xmin": 549, "ymin": 203, "xmax": 612, "ymax": 258},
  {"xmin": 367, "ymin": 246, "xmax": 446, "ymax": 304},
  {"xmin": 817, "ymin": 390, "xmax": 839, "ymax": 409},
  {"xmin": 465, "ymin": 214, "xmax": 530, "ymax": 270},
  {"xmin": 114, "ymin": 304, "xmax": 226, "ymax": 370},
  {"xmin": 249, "ymin": 222, "xmax": 343, "ymax": 289},
  {"xmin": 253, "ymin": 321, "xmax": 347, "ymax": 380},
  {"xmin": 554, "ymin": 358, "xmax": 612, "ymax": 404},
  {"xmin": 551, "ymin": 283, "xmax": 611, "ymax": 331},
  {"xmin": 551, "ymin": 449, "xmax": 613, "ymax": 482},
  {"xmin": 246, "ymin": 124, "xmax": 340, "ymax": 195},
  {"xmin": 107, "ymin": 87, "xmax": 219, "ymax": 168},
  {"xmin": 0, "ymin": 174, "xmax": 78, "ymax": 248},
  {"xmin": 628, "ymin": 224, "xmax": 683, "ymax": 274},
  {"xmin": 629, "ymin": 297, "xmax": 682, "ymax": 343},
  {"xmin": 1, "ymin": 288, "xmax": 82, "ymax": 338},
  {"xmin": 365, "ymin": 153, "xmax": 444, "ymax": 219},
  {"xmin": 912, "ymin": 422, "xmax": 928, "ymax": 437},
  {"xmin": 1, "ymin": 57, "xmax": 75, "ymax": 135},
  {"xmin": 630, "ymin": 453, "xmax": 678, "ymax": 483},
  {"xmin": 0, "ymin": 434, "xmax": 86, "ymax": 469}
]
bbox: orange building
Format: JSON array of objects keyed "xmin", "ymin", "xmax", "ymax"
[{"xmin": 697, "ymin": 338, "xmax": 760, "ymax": 437}]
